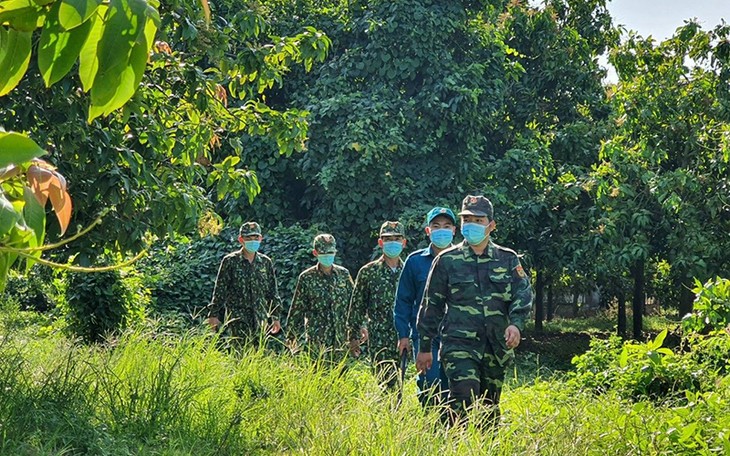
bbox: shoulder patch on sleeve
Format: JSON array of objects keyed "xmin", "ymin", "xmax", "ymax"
[{"xmin": 515, "ymin": 264, "xmax": 526, "ymax": 278}]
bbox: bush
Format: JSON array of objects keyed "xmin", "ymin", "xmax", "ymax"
[
  {"xmin": 681, "ymin": 277, "xmax": 730, "ymax": 334},
  {"xmin": 569, "ymin": 330, "xmax": 710, "ymax": 403},
  {"xmin": 62, "ymin": 267, "xmax": 148, "ymax": 343},
  {"xmin": 2, "ymin": 268, "xmax": 59, "ymax": 312}
]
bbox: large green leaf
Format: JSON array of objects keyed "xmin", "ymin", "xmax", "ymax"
[
  {"xmin": 0, "ymin": 28, "xmax": 32, "ymax": 96},
  {"xmin": 0, "ymin": 0, "xmax": 45, "ymax": 31},
  {"xmin": 22, "ymin": 186, "xmax": 45, "ymax": 270},
  {"xmin": 77, "ymin": 3, "xmax": 107, "ymax": 91},
  {"xmin": 0, "ymin": 193, "xmax": 20, "ymax": 236},
  {"xmin": 0, "ymin": 253, "xmax": 9, "ymax": 294},
  {"xmin": 58, "ymin": 0, "xmax": 101, "ymax": 30},
  {"xmin": 0, "ymin": 132, "xmax": 46, "ymax": 167},
  {"xmin": 89, "ymin": 0, "xmax": 147, "ymax": 107},
  {"xmin": 38, "ymin": 1, "xmax": 93, "ymax": 87},
  {"xmin": 88, "ymin": 0, "xmax": 157, "ymax": 121}
]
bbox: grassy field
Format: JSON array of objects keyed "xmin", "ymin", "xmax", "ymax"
[{"xmin": 1, "ymin": 306, "xmax": 728, "ymax": 455}]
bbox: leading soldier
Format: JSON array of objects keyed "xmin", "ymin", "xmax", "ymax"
[{"xmin": 416, "ymin": 195, "xmax": 533, "ymax": 422}]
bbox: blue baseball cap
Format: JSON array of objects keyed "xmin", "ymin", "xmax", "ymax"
[{"xmin": 426, "ymin": 207, "xmax": 456, "ymax": 225}]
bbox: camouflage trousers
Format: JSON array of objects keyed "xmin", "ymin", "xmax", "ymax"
[{"xmin": 441, "ymin": 337, "xmax": 507, "ymax": 423}]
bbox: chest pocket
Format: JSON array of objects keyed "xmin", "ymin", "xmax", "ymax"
[
  {"xmin": 486, "ymin": 266, "xmax": 511, "ymax": 302},
  {"xmin": 449, "ymin": 273, "xmax": 477, "ymax": 301}
]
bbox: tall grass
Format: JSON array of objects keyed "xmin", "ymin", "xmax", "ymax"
[{"xmin": 1, "ymin": 312, "xmax": 728, "ymax": 455}]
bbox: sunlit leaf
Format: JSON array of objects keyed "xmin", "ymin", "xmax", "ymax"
[
  {"xmin": 0, "ymin": 132, "xmax": 46, "ymax": 167},
  {"xmin": 0, "ymin": 28, "xmax": 32, "ymax": 96},
  {"xmin": 78, "ymin": 3, "xmax": 107, "ymax": 91},
  {"xmin": 58, "ymin": 0, "xmax": 101, "ymax": 30},
  {"xmin": 38, "ymin": 1, "xmax": 94, "ymax": 86}
]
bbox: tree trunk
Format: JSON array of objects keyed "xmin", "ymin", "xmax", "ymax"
[
  {"xmin": 678, "ymin": 276, "xmax": 695, "ymax": 318},
  {"xmin": 572, "ymin": 291, "xmax": 579, "ymax": 318},
  {"xmin": 535, "ymin": 268, "xmax": 544, "ymax": 332},
  {"xmin": 547, "ymin": 284, "xmax": 555, "ymax": 321},
  {"xmin": 631, "ymin": 260, "xmax": 645, "ymax": 340},
  {"xmin": 617, "ymin": 290, "xmax": 626, "ymax": 338}
]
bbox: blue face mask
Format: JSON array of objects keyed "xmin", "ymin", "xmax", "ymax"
[
  {"xmin": 244, "ymin": 240, "xmax": 261, "ymax": 253},
  {"xmin": 382, "ymin": 241, "xmax": 404, "ymax": 258},
  {"xmin": 461, "ymin": 223, "xmax": 488, "ymax": 245},
  {"xmin": 317, "ymin": 253, "xmax": 336, "ymax": 267},
  {"xmin": 429, "ymin": 228, "xmax": 453, "ymax": 249}
]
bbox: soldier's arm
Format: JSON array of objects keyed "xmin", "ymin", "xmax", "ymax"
[
  {"xmin": 208, "ymin": 256, "xmax": 231, "ymax": 319},
  {"xmin": 287, "ymin": 273, "xmax": 307, "ymax": 336},
  {"xmin": 508, "ymin": 256, "xmax": 533, "ymax": 332},
  {"xmin": 267, "ymin": 260, "xmax": 283, "ymax": 322},
  {"xmin": 417, "ymin": 255, "xmax": 448, "ymax": 353},
  {"xmin": 394, "ymin": 258, "xmax": 417, "ymax": 339},
  {"xmin": 348, "ymin": 267, "xmax": 368, "ymax": 342}
]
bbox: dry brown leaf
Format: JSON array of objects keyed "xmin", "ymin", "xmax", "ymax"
[
  {"xmin": 26, "ymin": 165, "xmax": 54, "ymax": 206},
  {"xmin": 47, "ymin": 173, "xmax": 72, "ymax": 235}
]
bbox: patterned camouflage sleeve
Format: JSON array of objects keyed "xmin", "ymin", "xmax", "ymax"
[
  {"xmin": 348, "ymin": 266, "xmax": 369, "ymax": 341},
  {"xmin": 417, "ymin": 255, "xmax": 448, "ymax": 354},
  {"xmin": 287, "ymin": 272, "xmax": 308, "ymax": 336},
  {"xmin": 508, "ymin": 256, "xmax": 533, "ymax": 331},
  {"xmin": 207, "ymin": 256, "xmax": 232, "ymax": 318},
  {"xmin": 267, "ymin": 260, "xmax": 283, "ymax": 322}
]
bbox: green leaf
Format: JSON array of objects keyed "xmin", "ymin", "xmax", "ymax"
[
  {"xmin": 88, "ymin": 0, "xmax": 149, "ymax": 116},
  {"xmin": 78, "ymin": 3, "xmax": 107, "ymax": 92},
  {"xmin": 0, "ymin": 0, "xmax": 45, "ymax": 31},
  {"xmin": 88, "ymin": 6, "xmax": 157, "ymax": 120},
  {"xmin": 22, "ymin": 186, "xmax": 44, "ymax": 270},
  {"xmin": 0, "ymin": 28, "xmax": 32, "ymax": 96},
  {"xmin": 0, "ymin": 132, "xmax": 46, "ymax": 167},
  {"xmin": 0, "ymin": 253, "xmax": 9, "ymax": 294},
  {"xmin": 650, "ymin": 329, "xmax": 668, "ymax": 350},
  {"xmin": 38, "ymin": 1, "xmax": 94, "ymax": 87},
  {"xmin": 58, "ymin": 0, "xmax": 101, "ymax": 30},
  {"xmin": 0, "ymin": 193, "xmax": 20, "ymax": 236}
]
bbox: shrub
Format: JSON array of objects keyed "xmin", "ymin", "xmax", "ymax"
[
  {"xmin": 2, "ymin": 268, "xmax": 59, "ymax": 312},
  {"xmin": 681, "ymin": 277, "xmax": 730, "ymax": 334},
  {"xmin": 569, "ymin": 330, "xmax": 709, "ymax": 403},
  {"xmin": 62, "ymin": 267, "xmax": 148, "ymax": 343}
]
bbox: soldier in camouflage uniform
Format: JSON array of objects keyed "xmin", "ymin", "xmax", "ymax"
[
  {"xmin": 348, "ymin": 221, "xmax": 405, "ymax": 381},
  {"xmin": 417, "ymin": 195, "xmax": 533, "ymax": 422},
  {"xmin": 207, "ymin": 222, "xmax": 282, "ymax": 342},
  {"xmin": 287, "ymin": 234, "xmax": 354, "ymax": 351}
]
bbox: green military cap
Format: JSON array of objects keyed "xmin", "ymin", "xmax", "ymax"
[
  {"xmin": 313, "ymin": 233, "xmax": 337, "ymax": 253},
  {"xmin": 379, "ymin": 220, "xmax": 405, "ymax": 237},
  {"xmin": 239, "ymin": 221, "xmax": 262, "ymax": 237},
  {"xmin": 458, "ymin": 195, "xmax": 494, "ymax": 220}
]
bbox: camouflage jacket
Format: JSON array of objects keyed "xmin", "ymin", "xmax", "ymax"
[
  {"xmin": 287, "ymin": 264, "xmax": 354, "ymax": 348},
  {"xmin": 349, "ymin": 256, "xmax": 403, "ymax": 361},
  {"xmin": 207, "ymin": 250, "xmax": 282, "ymax": 338},
  {"xmin": 417, "ymin": 240, "xmax": 532, "ymax": 365}
]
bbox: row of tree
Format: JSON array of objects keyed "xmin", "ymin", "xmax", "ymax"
[{"xmin": 2, "ymin": 0, "xmax": 728, "ymax": 338}]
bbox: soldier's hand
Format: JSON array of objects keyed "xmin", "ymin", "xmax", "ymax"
[
  {"xmin": 270, "ymin": 320, "xmax": 282, "ymax": 335},
  {"xmin": 397, "ymin": 337, "xmax": 410, "ymax": 355},
  {"xmin": 349, "ymin": 339, "xmax": 362, "ymax": 357},
  {"xmin": 416, "ymin": 352, "xmax": 432, "ymax": 374},
  {"xmin": 360, "ymin": 328, "xmax": 369, "ymax": 343},
  {"xmin": 207, "ymin": 317, "xmax": 220, "ymax": 331},
  {"xmin": 505, "ymin": 325, "xmax": 521, "ymax": 349}
]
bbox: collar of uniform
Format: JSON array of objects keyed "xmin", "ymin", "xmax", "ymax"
[
  {"xmin": 377, "ymin": 255, "xmax": 403, "ymax": 269},
  {"xmin": 237, "ymin": 249, "xmax": 260, "ymax": 263},
  {"xmin": 420, "ymin": 247, "xmax": 433, "ymax": 257},
  {"xmin": 461, "ymin": 239, "xmax": 496, "ymax": 259}
]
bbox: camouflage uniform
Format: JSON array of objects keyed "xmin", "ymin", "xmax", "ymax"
[
  {"xmin": 349, "ymin": 221, "xmax": 405, "ymax": 363},
  {"xmin": 207, "ymin": 222, "xmax": 282, "ymax": 341},
  {"xmin": 287, "ymin": 234, "xmax": 354, "ymax": 349},
  {"xmin": 418, "ymin": 197, "xmax": 533, "ymax": 418}
]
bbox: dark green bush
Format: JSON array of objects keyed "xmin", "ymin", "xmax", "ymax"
[
  {"xmin": 2, "ymin": 268, "xmax": 58, "ymax": 312},
  {"xmin": 63, "ymin": 268, "xmax": 147, "ymax": 343}
]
